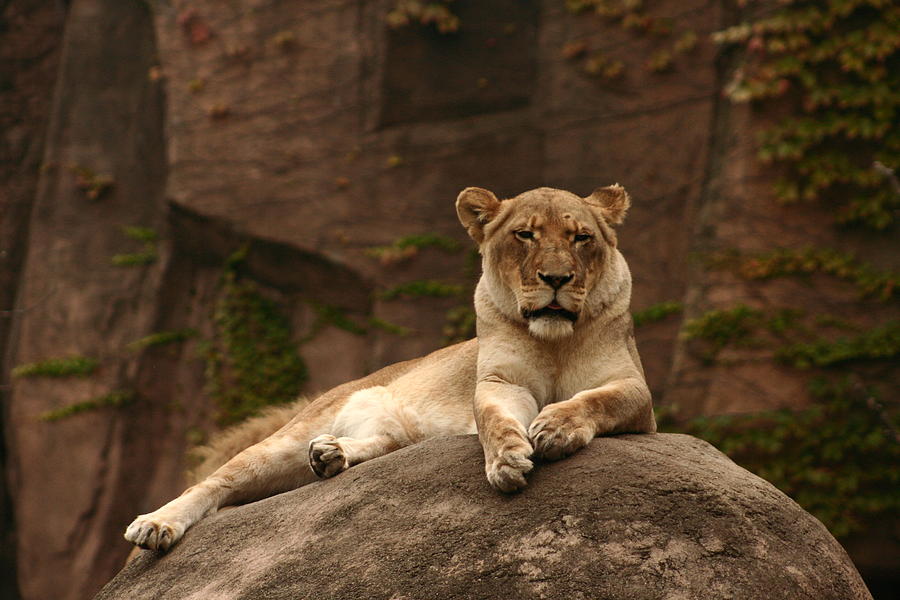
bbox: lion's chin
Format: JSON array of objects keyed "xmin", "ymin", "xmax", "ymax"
[{"xmin": 527, "ymin": 316, "xmax": 575, "ymax": 341}]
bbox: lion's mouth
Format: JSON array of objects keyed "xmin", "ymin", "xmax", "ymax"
[{"xmin": 522, "ymin": 303, "xmax": 578, "ymax": 322}]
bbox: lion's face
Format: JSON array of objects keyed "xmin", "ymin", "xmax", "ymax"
[{"xmin": 457, "ymin": 186, "xmax": 630, "ymax": 340}]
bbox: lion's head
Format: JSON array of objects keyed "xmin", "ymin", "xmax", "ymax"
[{"xmin": 457, "ymin": 185, "xmax": 631, "ymax": 341}]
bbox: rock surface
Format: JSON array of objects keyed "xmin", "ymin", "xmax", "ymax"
[{"xmin": 97, "ymin": 434, "xmax": 871, "ymax": 600}]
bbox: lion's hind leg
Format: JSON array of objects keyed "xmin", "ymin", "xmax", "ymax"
[
  {"xmin": 308, "ymin": 386, "xmax": 417, "ymax": 479},
  {"xmin": 125, "ymin": 426, "xmax": 318, "ymax": 551}
]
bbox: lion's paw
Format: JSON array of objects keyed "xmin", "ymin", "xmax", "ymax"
[
  {"xmin": 308, "ymin": 434, "xmax": 348, "ymax": 478},
  {"xmin": 485, "ymin": 442, "xmax": 534, "ymax": 493},
  {"xmin": 529, "ymin": 403, "xmax": 594, "ymax": 461},
  {"xmin": 124, "ymin": 513, "xmax": 186, "ymax": 552}
]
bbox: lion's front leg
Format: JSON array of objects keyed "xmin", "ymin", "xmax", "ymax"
[
  {"xmin": 306, "ymin": 386, "xmax": 419, "ymax": 479},
  {"xmin": 308, "ymin": 433, "xmax": 402, "ymax": 478},
  {"xmin": 528, "ymin": 399, "xmax": 595, "ymax": 461},
  {"xmin": 474, "ymin": 378, "xmax": 539, "ymax": 493},
  {"xmin": 529, "ymin": 376, "xmax": 654, "ymax": 461}
]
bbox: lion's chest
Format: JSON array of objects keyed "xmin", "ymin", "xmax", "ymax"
[{"xmin": 530, "ymin": 345, "xmax": 620, "ymax": 407}]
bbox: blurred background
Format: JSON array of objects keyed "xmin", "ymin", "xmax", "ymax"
[{"xmin": 0, "ymin": 0, "xmax": 897, "ymax": 598}]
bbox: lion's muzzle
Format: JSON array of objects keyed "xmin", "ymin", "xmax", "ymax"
[
  {"xmin": 537, "ymin": 272, "xmax": 573, "ymax": 289},
  {"xmin": 522, "ymin": 305, "xmax": 578, "ymax": 322}
]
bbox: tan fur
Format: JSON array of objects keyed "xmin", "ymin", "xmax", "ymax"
[
  {"xmin": 124, "ymin": 186, "xmax": 655, "ymax": 552},
  {"xmin": 187, "ymin": 399, "xmax": 310, "ymax": 484}
]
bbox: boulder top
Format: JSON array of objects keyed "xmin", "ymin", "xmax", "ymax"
[{"xmin": 97, "ymin": 433, "xmax": 872, "ymax": 600}]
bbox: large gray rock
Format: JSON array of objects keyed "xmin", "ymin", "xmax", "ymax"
[{"xmin": 97, "ymin": 434, "xmax": 871, "ymax": 600}]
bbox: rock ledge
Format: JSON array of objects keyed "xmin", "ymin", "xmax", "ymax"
[{"xmin": 96, "ymin": 433, "xmax": 871, "ymax": 600}]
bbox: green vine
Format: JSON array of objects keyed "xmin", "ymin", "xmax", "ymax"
[
  {"xmin": 379, "ymin": 279, "xmax": 464, "ymax": 301},
  {"xmin": 71, "ymin": 165, "xmax": 114, "ymax": 200},
  {"xmin": 127, "ymin": 329, "xmax": 198, "ymax": 351},
  {"xmin": 632, "ymin": 301, "xmax": 683, "ymax": 327},
  {"xmin": 563, "ymin": 0, "xmax": 700, "ymax": 78},
  {"xmin": 681, "ymin": 304, "xmax": 767, "ymax": 362},
  {"xmin": 368, "ymin": 316, "xmax": 412, "ymax": 336},
  {"xmin": 709, "ymin": 246, "xmax": 898, "ymax": 301},
  {"xmin": 39, "ymin": 390, "xmax": 135, "ymax": 422},
  {"xmin": 121, "ymin": 226, "xmax": 158, "ymax": 243},
  {"xmin": 202, "ymin": 253, "xmax": 307, "ymax": 426},
  {"xmin": 386, "ymin": 1, "xmax": 460, "ymax": 34},
  {"xmin": 111, "ymin": 251, "xmax": 157, "ymax": 267},
  {"xmin": 714, "ymin": 0, "xmax": 900, "ymax": 229},
  {"xmin": 308, "ymin": 304, "xmax": 368, "ymax": 337},
  {"xmin": 366, "ymin": 233, "xmax": 461, "ymax": 265},
  {"xmin": 12, "ymin": 356, "xmax": 99, "ymax": 378},
  {"xmin": 302, "ymin": 305, "xmax": 411, "ymax": 339},
  {"xmin": 112, "ymin": 225, "xmax": 158, "ymax": 267},
  {"xmin": 680, "ymin": 304, "xmax": 900, "ymax": 367},
  {"xmin": 776, "ymin": 319, "xmax": 900, "ymax": 368}
]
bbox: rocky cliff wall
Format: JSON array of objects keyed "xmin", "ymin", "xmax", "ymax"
[{"xmin": 2, "ymin": 1, "xmax": 895, "ymax": 599}]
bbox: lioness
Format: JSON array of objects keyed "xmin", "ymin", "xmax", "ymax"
[{"xmin": 125, "ymin": 185, "xmax": 656, "ymax": 552}]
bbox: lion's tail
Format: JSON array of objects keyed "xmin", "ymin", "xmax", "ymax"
[{"xmin": 186, "ymin": 397, "xmax": 309, "ymax": 484}]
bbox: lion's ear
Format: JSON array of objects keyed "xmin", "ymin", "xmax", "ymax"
[
  {"xmin": 584, "ymin": 184, "xmax": 631, "ymax": 226},
  {"xmin": 456, "ymin": 187, "xmax": 502, "ymax": 244}
]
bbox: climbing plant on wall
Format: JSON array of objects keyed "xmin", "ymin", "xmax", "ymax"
[
  {"xmin": 715, "ymin": 0, "xmax": 900, "ymax": 228},
  {"xmin": 664, "ymin": 0, "xmax": 900, "ymax": 540},
  {"xmin": 386, "ymin": 1, "xmax": 461, "ymax": 33},
  {"xmin": 202, "ymin": 249, "xmax": 308, "ymax": 426}
]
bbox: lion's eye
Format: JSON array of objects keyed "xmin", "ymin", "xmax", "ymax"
[
  {"xmin": 514, "ymin": 230, "xmax": 534, "ymax": 241},
  {"xmin": 574, "ymin": 233, "xmax": 592, "ymax": 243}
]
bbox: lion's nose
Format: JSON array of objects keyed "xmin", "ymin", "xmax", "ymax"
[{"xmin": 538, "ymin": 272, "xmax": 573, "ymax": 289}]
